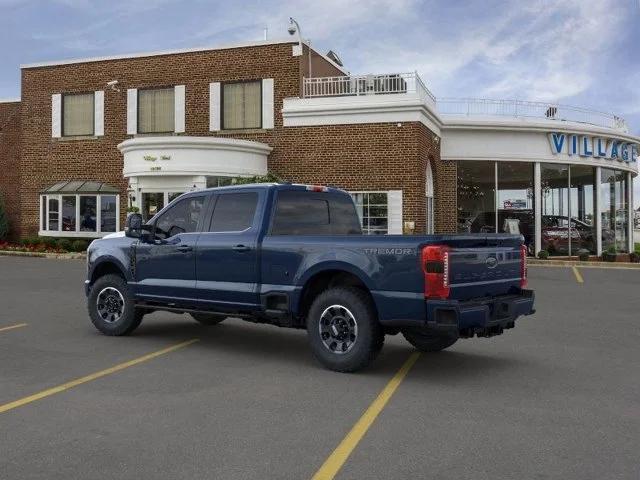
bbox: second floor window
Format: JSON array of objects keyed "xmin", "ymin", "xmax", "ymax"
[
  {"xmin": 63, "ymin": 93, "xmax": 94, "ymax": 136},
  {"xmin": 138, "ymin": 87, "xmax": 175, "ymax": 133},
  {"xmin": 223, "ymin": 81, "xmax": 261, "ymax": 130}
]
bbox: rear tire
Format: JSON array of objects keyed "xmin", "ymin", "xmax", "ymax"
[
  {"xmin": 190, "ymin": 313, "xmax": 227, "ymax": 326},
  {"xmin": 401, "ymin": 329, "xmax": 458, "ymax": 352},
  {"xmin": 88, "ymin": 274, "xmax": 143, "ymax": 336},
  {"xmin": 307, "ymin": 287, "xmax": 383, "ymax": 373}
]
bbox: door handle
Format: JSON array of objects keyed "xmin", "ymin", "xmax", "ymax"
[
  {"xmin": 176, "ymin": 245, "xmax": 193, "ymax": 253},
  {"xmin": 232, "ymin": 244, "xmax": 250, "ymax": 252}
]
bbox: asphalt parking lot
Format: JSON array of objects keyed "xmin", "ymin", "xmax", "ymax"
[{"xmin": 0, "ymin": 257, "xmax": 639, "ymax": 480}]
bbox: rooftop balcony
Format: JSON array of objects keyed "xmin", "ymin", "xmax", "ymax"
[{"xmin": 302, "ymin": 74, "xmax": 629, "ymax": 133}]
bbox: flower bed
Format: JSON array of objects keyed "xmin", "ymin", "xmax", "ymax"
[{"xmin": 0, "ymin": 237, "xmax": 90, "ymax": 254}]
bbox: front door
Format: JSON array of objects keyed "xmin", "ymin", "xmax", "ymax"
[
  {"xmin": 134, "ymin": 194, "xmax": 208, "ymax": 304},
  {"xmin": 195, "ymin": 191, "xmax": 262, "ymax": 310}
]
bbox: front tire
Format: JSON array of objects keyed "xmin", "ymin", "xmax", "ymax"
[
  {"xmin": 88, "ymin": 274, "xmax": 143, "ymax": 336},
  {"xmin": 401, "ymin": 329, "xmax": 458, "ymax": 352},
  {"xmin": 190, "ymin": 313, "xmax": 227, "ymax": 326},
  {"xmin": 307, "ymin": 287, "xmax": 383, "ymax": 373}
]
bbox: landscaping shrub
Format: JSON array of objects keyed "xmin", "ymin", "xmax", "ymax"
[
  {"xmin": 71, "ymin": 239, "xmax": 89, "ymax": 252},
  {"xmin": 537, "ymin": 250, "xmax": 549, "ymax": 260},
  {"xmin": 57, "ymin": 238, "xmax": 72, "ymax": 252}
]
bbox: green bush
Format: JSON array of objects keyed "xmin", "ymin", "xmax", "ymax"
[
  {"xmin": 39, "ymin": 237, "xmax": 58, "ymax": 248},
  {"xmin": 57, "ymin": 238, "xmax": 72, "ymax": 251},
  {"xmin": 537, "ymin": 250, "xmax": 549, "ymax": 260},
  {"xmin": 71, "ymin": 239, "xmax": 89, "ymax": 252},
  {"xmin": 0, "ymin": 193, "xmax": 9, "ymax": 241},
  {"xmin": 231, "ymin": 172, "xmax": 282, "ymax": 185}
]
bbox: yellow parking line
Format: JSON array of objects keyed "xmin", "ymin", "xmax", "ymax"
[
  {"xmin": 311, "ymin": 352, "xmax": 421, "ymax": 480},
  {"xmin": 0, "ymin": 338, "xmax": 199, "ymax": 415},
  {"xmin": 572, "ymin": 266, "xmax": 584, "ymax": 284},
  {"xmin": 0, "ymin": 323, "xmax": 28, "ymax": 333}
]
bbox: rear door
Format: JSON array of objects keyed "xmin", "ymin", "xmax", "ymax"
[{"xmin": 195, "ymin": 190, "xmax": 263, "ymax": 310}]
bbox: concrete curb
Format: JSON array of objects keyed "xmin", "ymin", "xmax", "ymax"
[
  {"xmin": 529, "ymin": 259, "xmax": 640, "ymax": 269},
  {"xmin": 0, "ymin": 250, "xmax": 86, "ymax": 260}
]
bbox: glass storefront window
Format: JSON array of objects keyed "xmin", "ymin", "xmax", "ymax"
[
  {"xmin": 100, "ymin": 195, "xmax": 117, "ymax": 233},
  {"xmin": 601, "ymin": 168, "xmax": 628, "ymax": 253},
  {"xmin": 497, "ymin": 162, "xmax": 534, "ymax": 252},
  {"xmin": 457, "ymin": 161, "xmax": 496, "ymax": 233},
  {"xmin": 541, "ymin": 164, "xmax": 570, "ymax": 255},
  {"xmin": 61, "ymin": 196, "xmax": 76, "ymax": 232},
  {"xmin": 569, "ymin": 165, "xmax": 596, "ymax": 254}
]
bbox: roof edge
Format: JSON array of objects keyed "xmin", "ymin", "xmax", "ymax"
[{"xmin": 0, "ymin": 98, "xmax": 21, "ymax": 103}]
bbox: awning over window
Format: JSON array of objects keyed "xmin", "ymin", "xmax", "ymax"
[{"xmin": 41, "ymin": 181, "xmax": 120, "ymax": 195}]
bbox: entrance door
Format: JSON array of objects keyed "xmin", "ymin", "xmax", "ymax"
[{"xmin": 141, "ymin": 192, "xmax": 165, "ymax": 222}]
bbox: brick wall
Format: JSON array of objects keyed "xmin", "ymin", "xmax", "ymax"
[
  {"xmin": 0, "ymin": 101, "xmax": 21, "ymax": 239},
  {"xmin": 16, "ymin": 41, "xmax": 449, "ymax": 237}
]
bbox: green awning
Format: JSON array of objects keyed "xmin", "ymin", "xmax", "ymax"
[{"xmin": 41, "ymin": 181, "xmax": 120, "ymax": 195}]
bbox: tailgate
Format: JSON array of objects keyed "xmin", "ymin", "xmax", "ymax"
[{"xmin": 428, "ymin": 234, "xmax": 524, "ymax": 300}]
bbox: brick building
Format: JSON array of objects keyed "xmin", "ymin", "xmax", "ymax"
[{"xmin": 0, "ymin": 37, "xmax": 638, "ymax": 256}]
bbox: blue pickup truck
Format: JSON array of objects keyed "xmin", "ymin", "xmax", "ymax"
[{"xmin": 85, "ymin": 183, "xmax": 534, "ymax": 372}]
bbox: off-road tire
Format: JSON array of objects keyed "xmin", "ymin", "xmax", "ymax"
[
  {"xmin": 307, "ymin": 287, "xmax": 384, "ymax": 373},
  {"xmin": 190, "ymin": 313, "xmax": 227, "ymax": 325},
  {"xmin": 88, "ymin": 274, "xmax": 144, "ymax": 336},
  {"xmin": 401, "ymin": 329, "xmax": 458, "ymax": 352}
]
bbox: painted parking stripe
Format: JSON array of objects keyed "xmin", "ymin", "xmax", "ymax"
[
  {"xmin": 311, "ymin": 352, "xmax": 421, "ymax": 480},
  {"xmin": 0, "ymin": 338, "xmax": 199, "ymax": 415},
  {"xmin": 0, "ymin": 323, "xmax": 28, "ymax": 333},
  {"xmin": 572, "ymin": 266, "xmax": 584, "ymax": 284}
]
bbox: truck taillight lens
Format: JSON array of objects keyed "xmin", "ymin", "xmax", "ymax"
[
  {"xmin": 520, "ymin": 244, "xmax": 528, "ymax": 289},
  {"xmin": 422, "ymin": 245, "xmax": 450, "ymax": 299}
]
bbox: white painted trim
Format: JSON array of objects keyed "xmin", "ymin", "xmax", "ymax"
[
  {"xmin": 262, "ymin": 78, "xmax": 274, "ymax": 129},
  {"xmin": 628, "ymin": 171, "xmax": 634, "ymax": 253},
  {"xmin": 38, "ymin": 193, "xmax": 120, "ymax": 237},
  {"xmin": 126, "ymin": 89, "xmax": 137, "ymax": 135},
  {"xmin": 0, "ymin": 98, "xmax": 20, "ymax": 103},
  {"xmin": 21, "ymin": 39, "xmax": 299, "ymax": 69},
  {"xmin": 209, "ymin": 82, "xmax": 221, "ymax": 131},
  {"xmin": 387, "ymin": 190, "xmax": 403, "ymax": 234},
  {"xmin": 94, "ymin": 90, "xmax": 104, "ymax": 136},
  {"xmin": 174, "ymin": 85, "xmax": 186, "ymax": 133},
  {"xmin": 534, "ymin": 162, "xmax": 541, "ymax": 255},
  {"xmin": 51, "ymin": 94, "xmax": 61, "ymax": 138},
  {"xmin": 283, "ymin": 95, "xmax": 442, "ymax": 135},
  {"xmin": 595, "ymin": 166, "xmax": 602, "ymax": 256}
]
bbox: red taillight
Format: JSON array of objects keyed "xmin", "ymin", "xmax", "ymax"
[
  {"xmin": 520, "ymin": 244, "xmax": 528, "ymax": 289},
  {"xmin": 422, "ymin": 245, "xmax": 450, "ymax": 299},
  {"xmin": 306, "ymin": 185, "xmax": 328, "ymax": 192}
]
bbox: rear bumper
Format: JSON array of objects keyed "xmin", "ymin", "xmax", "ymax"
[{"xmin": 381, "ymin": 290, "xmax": 535, "ymax": 337}]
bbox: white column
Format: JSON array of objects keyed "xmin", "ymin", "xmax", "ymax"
[
  {"xmin": 595, "ymin": 166, "xmax": 602, "ymax": 256},
  {"xmin": 534, "ymin": 162, "xmax": 541, "ymax": 255}
]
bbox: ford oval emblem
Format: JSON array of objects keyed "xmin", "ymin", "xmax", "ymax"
[{"xmin": 486, "ymin": 256, "xmax": 498, "ymax": 269}]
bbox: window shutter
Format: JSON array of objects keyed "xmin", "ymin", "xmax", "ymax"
[
  {"xmin": 209, "ymin": 82, "xmax": 221, "ymax": 131},
  {"xmin": 387, "ymin": 190, "xmax": 403, "ymax": 234},
  {"xmin": 174, "ymin": 85, "xmax": 185, "ymax": 133},
  {"xmin": 51, "ymin": 94, "xmax": 62, "ymax": 138},
  {"xmin": 94, "ymin": 90, "xmax": 104, "ymax": 136},
  {"xmin": 126, "ymin": 88, "xmax": 137, "ymax": 135},
  {"xmin": 262, "ymin": 78, "xmax": 274, "ymax": 129}
]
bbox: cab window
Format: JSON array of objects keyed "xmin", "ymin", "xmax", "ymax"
[
  {"xmin": 155, "ymin": 196, "xmax": 205, "ymax": 239},
  {"xmin": 208, "ymin": 192, "xmax": 258, "ymax": 232}
]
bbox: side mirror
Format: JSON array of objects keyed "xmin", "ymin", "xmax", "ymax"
[{"xmin": 125, "ymin": 213, "xmax": 143, "ymax": 238}]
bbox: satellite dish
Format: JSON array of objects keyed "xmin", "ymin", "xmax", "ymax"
[{"xmin": 326, "ymin": 50, "xmax": 343, "ymax": 67}]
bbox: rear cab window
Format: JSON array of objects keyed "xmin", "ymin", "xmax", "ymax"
[
  {"xmin": 271, "ymin": 190, "xmax": 362, "ymax": 235},
  {"xmin": 208, "ymin": 192, "xmax": 259, "ymax": 232}
]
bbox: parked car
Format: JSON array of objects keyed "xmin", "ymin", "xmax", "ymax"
[{"xmin": 85, "ymin": 184, "xmax": 535, "ymax": 372}]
